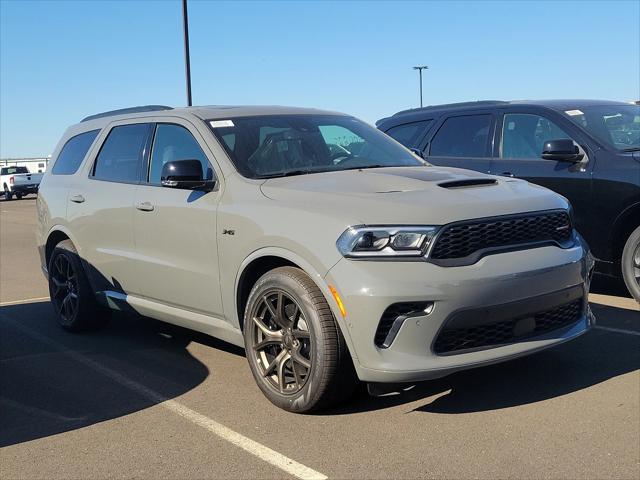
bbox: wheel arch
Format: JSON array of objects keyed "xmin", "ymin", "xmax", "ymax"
[
  {"xmin": 234, "ymin": 248, "xmax": 357, "ymax": 359},
  {"xmin": 44, "ymin": 226, "xmax": 79, "ymax": 269},
  {"xmin": 611, "ymin": 202, "xmax": 640, "ymax": 265}
]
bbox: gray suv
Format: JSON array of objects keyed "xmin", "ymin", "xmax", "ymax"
[{"xmin": 37, "ymin": 105, "xmax": 594, "ymax": 412}]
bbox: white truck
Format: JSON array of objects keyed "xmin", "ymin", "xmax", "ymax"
[{"xmin": 1, "ymin": 166, "xmax": 43, "ymax": 200}]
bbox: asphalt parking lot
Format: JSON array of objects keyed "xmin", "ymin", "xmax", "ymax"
[{"xmin": 1, "ymin": 197, "xmax": 638, "ymax": 480}]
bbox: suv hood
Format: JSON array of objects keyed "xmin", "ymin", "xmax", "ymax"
[{"xmin": 260, "ymin": 166, "xmax": 568, "ymax": 225}]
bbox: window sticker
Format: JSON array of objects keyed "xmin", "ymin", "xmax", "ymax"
[
  {"xmin": 209, "ymin": 120, "xmax": 235, "ymax": 128},
  {"xmin": 564, "ymin": 109, "xmax": 584, "ymax": 116}
]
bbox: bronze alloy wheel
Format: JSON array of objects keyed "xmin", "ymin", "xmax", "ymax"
[{"xmin": 248, "ymin": 289, "xmax": 313, "ymax": 394}]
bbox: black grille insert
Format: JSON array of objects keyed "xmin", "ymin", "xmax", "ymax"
[
  {"xmin": 430, "ymin": 210, "xmax": 572, "ymax": 264},
  {"xmin": 433, "ymin": 297, "xmax": 583, "ymax": 355},
  {"xmin": 375, "ymin": 302, "xmax": 433, "ymax": 348}
]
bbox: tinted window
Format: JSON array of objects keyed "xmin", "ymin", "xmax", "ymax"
[
  {"xmin": 562, "ymin": 105, "xmax": 639, "ymax": 151},
  {"xmin": 52, "ymin": 130, "xmax": 100, "ymax": 175},
  {"xmin": 149, "ymin": 124, "xmax": 212, "ymax": 184},
  {"xmin": 92, "ymin": 124, "xmax": 150, "ymax": 183},
  {"xmin": 385, "ymin": 120, "xmax": 432, "ymax": 147},
  {"xmin": 430, "ymin": 115, "xmax": 492, "ymax": 157},
  {"xmin": 1, "ymin": 167, "xmax": 29, "ymax": 175},
  {"xmin": 501, "ymin": 114, "xmax": 571, "ymax": 159}
]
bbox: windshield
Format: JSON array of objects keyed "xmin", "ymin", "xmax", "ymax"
[
  {"xmin": 563, "ymin": 105, "xmax": 640, "ymax": 151},
  {"xmin": 207, "ymin": 114, "xmax": 424, "ymax": 178}
]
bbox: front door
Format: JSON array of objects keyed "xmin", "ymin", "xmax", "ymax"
[
  {"xmin": 129, "ymin": 120, "xmax": 223, "ymax": 317},
  {"xmin": 490, "ymin": 111, "xmax": 594, "ymax": 236}
]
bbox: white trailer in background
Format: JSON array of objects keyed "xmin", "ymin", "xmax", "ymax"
[{"xmin": 0, "ymin": 157, "xmax": 49, "ymax": 173}]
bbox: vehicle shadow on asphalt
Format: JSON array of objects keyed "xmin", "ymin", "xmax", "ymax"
[
  {"xmin": 0, "ymin": 301, "xmax": 243, "ymax": 448},
  {"xmin": 327, "ymin": 303, "xmax": 639, "ymax": 415}
]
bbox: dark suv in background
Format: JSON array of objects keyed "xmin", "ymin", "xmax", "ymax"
[{"xmin": 377, "ymin": 100, "xmax": 640, "ymax": 302}]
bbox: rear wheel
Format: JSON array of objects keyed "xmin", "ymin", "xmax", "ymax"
[
  {"xmin": 243, "ymin": 267, "xmax": 357, "ymax": 412},
  {"xmin": 48, "ymin": 240, "xmax": 110, "ymax": 331},
  {"xmin": 3, "ymin": 185, "xmax": 12, "ymax": 200},
  {"xmin": 621, "ymin": 226, "xmax": 640, "ymax": 303}
]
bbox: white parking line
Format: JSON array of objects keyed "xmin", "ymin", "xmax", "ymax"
[
  {"xmin": 1, "ymin": 314, "xmax": 327, "ymax": 480},
  {"xmin": 594, "ymin": 325, "xmax": 640, "ymax": 336},
  {"xmin": 0, "ymin": 296, "xmax": 50, "ymax": 306}
]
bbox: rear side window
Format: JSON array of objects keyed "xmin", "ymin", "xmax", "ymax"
[
  {"xmin": 148, "ymin": 124, "xmax": 212, "ymax": 184},
  {"xmin": 92, "ymin": 124, "xmax": 151, "ymax": 183},
  {"xmin": 429, "ymin": 115, "xmax": 492, "ymax": 157},
  {"xmin": 385, "ymin": 120, "xmax": 432, "ymax": 147},
  {"xmin": 52, "ymin": 130, "xmax": 100, "ymax": 175}
]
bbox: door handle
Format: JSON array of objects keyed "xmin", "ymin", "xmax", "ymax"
[
  {"xmin": 135, "ymin": 201, "xmax": 154, "ymax": 212},
  {"xmin": 69, "ymin": 194, "xmax": 85, "ymax": 203},
  {"xmin": 500, "ymin": 172, "xmax": 515, "ymax": 178}
]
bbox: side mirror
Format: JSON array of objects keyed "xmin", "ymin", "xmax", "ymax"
[
  {"xmin": 409, "ymin": 147, "xmax": 425, "ymax": 159},
  {"xmin": 161, "ymin": 160, "xmax": 215, "ymax": 191},
  {"xmin": 541, "ymin": 139, "xmax": 584, "ymax": 163}
]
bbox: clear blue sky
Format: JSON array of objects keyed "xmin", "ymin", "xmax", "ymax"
[{"xmin": 1, "ymin": 0, "xmax": 638, "ymax": 158}]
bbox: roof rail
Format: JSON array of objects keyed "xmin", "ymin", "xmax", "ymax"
[
  {"xmin": 81, "ymin": 105, "xmax": 174, "ymax": 123},
  {"xmin": 393, "ymin": 100, "xmax": 508, "ymax": 116}
]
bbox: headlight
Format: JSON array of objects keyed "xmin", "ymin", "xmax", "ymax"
[{"xmin": 336, "ymin": 226, "xmax": 439, "ymax": 258}]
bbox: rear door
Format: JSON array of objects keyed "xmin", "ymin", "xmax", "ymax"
[
  {"xmin": 490, "ymin": 109, "xmax": 594, "ymax": 235},
  {"xmin": 67, "ymin": 121, "xmax": 153, "ymax": 293},
  {"xmin": 420, "ymin": 112, "xmax": 495, "ymax": 174}
]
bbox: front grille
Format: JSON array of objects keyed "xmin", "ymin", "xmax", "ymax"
[
  {"xmin": 430, "ymin": 210, "xmax": 572, "ymax": 262},
  {"xmin": 433, "ymin": 298, "xmax": 583, "ymax": 355}
]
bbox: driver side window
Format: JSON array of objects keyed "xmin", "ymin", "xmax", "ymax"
[
  {"xmin": 149, "ymin": 124, "xmax": 213, "ymax": 184},
  {"xmin": 501, "ymin": 114, "xmax": 572, "ymax": 159}
]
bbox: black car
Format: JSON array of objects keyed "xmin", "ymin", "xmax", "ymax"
[{"xmin": 377, "ymin": 100, "xmax": 640, "ymax": 302}]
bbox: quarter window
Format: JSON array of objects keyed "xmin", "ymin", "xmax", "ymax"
[
  {"xmin": 92, "ymin": 124, "xmax": 151, "ymax": 183},
  {"xmin": 385, "ymin": 120, "xmax": 432, "ymax": 147},
  {"xmin": 501, "ymin": 114, "xmax": 571, "ymax": 159},
  {"xmin": 429, "ymin": 115, "xmax": 492, "ymax": 157},
  {"xmin": 52, "ymin": 130, "xmax": 100, "ymax": 175},
  {"xmin": 149, "ymin": 124, "xmax": 213, "ymax": 184}
]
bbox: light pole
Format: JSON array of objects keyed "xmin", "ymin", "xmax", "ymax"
[
  {"xmin": 182, "ymin": 0, "xmax": 193, "ymax": 106},
  {"xmin": 413, "ymin": 65, "xmax": 428, "ymax": 108}
]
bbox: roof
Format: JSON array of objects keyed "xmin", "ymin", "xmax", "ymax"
[
  {"xmin": 79, "ymin": 104, "xmax": 347, "ymax": 125},
  {"xmin": 377, "ymin": 99, "xmax": 634, "ymax": 127}
]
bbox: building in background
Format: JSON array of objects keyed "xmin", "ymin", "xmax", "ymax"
[{"xmin": 0, "ymin": 157, "xmax": 49, "ymax": 173}]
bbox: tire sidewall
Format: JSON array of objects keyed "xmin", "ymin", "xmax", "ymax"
[
  {"xmin": 621, "ymin": 226, "xmax": 640, "ymax": 303},
  {"xmin": 48, "ymin": 244, "xmax": 81, "ymax": 328},
  {"xmin": 243, "ymin": 269, "xmax": 331, "ymax": 412}
]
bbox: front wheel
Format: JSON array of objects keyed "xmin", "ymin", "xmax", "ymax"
[
  {"xmin": 621, "ymin": 226, "xmax": 640, "ymax": 303},
  {"xmin": 243, "ymin": 267, "xmax": 357, "ymax": 412}
]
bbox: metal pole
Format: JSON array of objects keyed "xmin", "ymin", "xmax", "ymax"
[
  {"xmin": 413, "ymin": 66, "xmax": 428, "ymax": 108},
  {"xmin": 419, "ymin": 69, "xmax": 423, "ymax": 107},
  {"xmin": 182, "ymin": 0, "xmax": 193, "ymax": 106}
]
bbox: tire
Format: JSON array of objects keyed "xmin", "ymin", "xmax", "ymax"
[
  {"xmin": 4, "ymin": 186, "xmax": 12, "ymax": 201},
  {"xmin": 621, "ymin": 226, "xmax": 640, "ymax": 303},
  {"xmin": 15, "ymin": 193, "xmax": 22, "ymax": 200},
  {"xmin": 48, "ymin": 239, "xmax": 110, "ymax": 331},
  {"xmin": 243, "ymin": 266, "xmax": 357, "ymax": 412}
]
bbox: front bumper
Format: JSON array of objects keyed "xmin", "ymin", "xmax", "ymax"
[{"xmin": 325, "ymin": 237, "xmax": 594, "ymax": 383}]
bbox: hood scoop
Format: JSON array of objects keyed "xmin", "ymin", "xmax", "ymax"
[{"xmin": 438, "ymin": 178, "xmax": 498, "ymax": 189}]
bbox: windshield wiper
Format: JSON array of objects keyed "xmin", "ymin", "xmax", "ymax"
[{"xmin": 255, "ymin": 168, "xmax": 333, "ymax": 179}]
